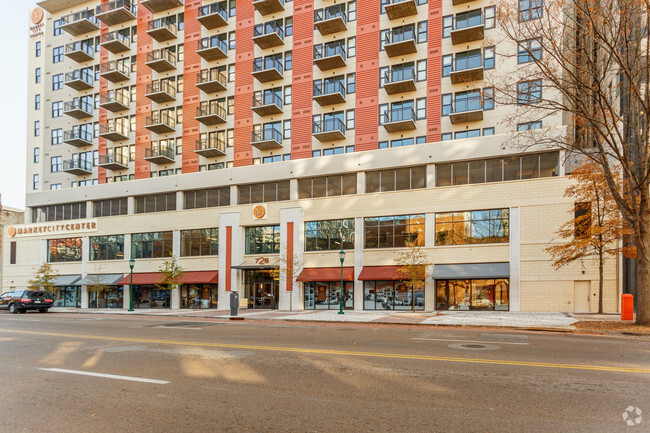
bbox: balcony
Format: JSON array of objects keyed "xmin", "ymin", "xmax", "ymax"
[
  {"xmin": 196, "ymin": 68, "xmax": 227, "ymax": 93},
  {"xmin": 253, "ymin": 0, "xmax": 285, "ymax": 16},
  {"xmin": 63, "ymin": 129, "xmax": 93, "ymax": 147},
  {"xmin": 252, "ymin": 57, "xmax": 284, "ymax": 83},
  {"xmin": 145, "ymin": 112, "xmax": 176, "ymax": 133},
  {"xmin": 384, "ymin": 0, "xmax": 418, "ymax": 20},
  {"xmin": 449, "ymin": 62, "xmax": 484, "ymax": 84},
  {"xmin": 195, "ymin": 102, "xmax": 227, "ymax": 126},
  {"xmin": 313, "ymin": 118, "xmax": 346, "ymax": 141},
  {"xmin": 383, "ymin": 31, "xmax": 417, "ymax": 57},
  {"xmin": 99, "ymin": 121, "xmax": 130, "ymax": 141},
  {"xmin": 253, "ymin": 22, "xmax": 284, "ymax": 49},
  {"xmin": 95, "ymin": 0, "xmax": 137, "ymax": 26},
  {"xmin": 97, "ymin": 152, "xmax": 129, "ymax": 170},
  {"xmin": 197, "ymin": 2, "xmax": 228, "ymax": 30},
  {"xmin": 195, "ymin": 135, "xmax": 226, "ymax": 158},
  {"xmin": 100, "ymin": 31, "xmax": 131, "ymax": 54},
  {"xmin": 197, "ymin": 37, "xmax": 228, "ymax": 61},
  {"xmin": 64, "ymin": 99, "xmax": 93, "ymax": 119},
  {"xmin": 145, "ymin": 81, "xmax": 176, "ymax": 103},
  {"xmin": 314, "ymin": 45, "xmax": 346, "ymax": 71},
  {"xmin": 449, "ymin": 98, "xmax": 484, "ymax": 124},
  {"xmin": 99, "ymin": 61, "xmax": 130, "ymax": 83},
  {"xmin": 147, "ymin": 18, "xmax": 177, "ymax": 43},
  {"xmin": 60, "ymin": 10, "xmax": 99, "ymax": 36},
  {"xmin": 314, "ymin": 6, "xmax": 347, "ymax": 35},
  {"xmin": 141, "ymin": 0, "xmax": 184, "ymax": 14},
  {"xmin": 99, "ymin": 90, "xmax": 130, "ymax": 112},
  {"xmin": 65, "ymin": 41, "xmax": 95, "ymax": 63},
  {"xmin": 313, "ymin": 81, "xmax": 346, "ymax": 106},
  {"xmin": 251, "ymin": 129, "xmax": 283, "ymax": 150},
  {"xmin": 252, "ymin": 92, "xmax": 283, "ymax": 116},
  {"xmin": 64, "ymin": 69, "xmax": 94, "ymax": 91},
  {"xmin": 63, "ymin": 159, "xmax": 93, "ymax": 176},
  {"xmin": 144, "ymin": 146, "xmax": 175, "ymax": 165},
  {"xmin": 383, "ymin": 68, "xmax": 416, "ymax": 95},
  {"xmin": 381, "ymin": 107, "xmax": 416, "ymax": 132},
  {"xmin": 145, "ymin": 49, "xmax": 177, "ymax": 73},
  {"xmin": 450, "ymin": 20, "xmax": 484, "ymax": 45}
]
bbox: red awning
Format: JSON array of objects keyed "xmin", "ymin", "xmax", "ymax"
[
  {"xmin": 296, "ymin": 267, "xmax": 355, "ymax": 282},
  {"xmin": 358, "ymin": 266, "xmax": 425, "ymax": 281},
  {"xmin": 116, "ymin": 271, "xmax": 218, "ymax": 285}
]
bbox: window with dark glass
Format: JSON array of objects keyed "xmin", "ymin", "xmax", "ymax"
[
  {"xmin": 135, "ymin": 193, "xmax": 176, "ymax": 213},
  {"xmin": 364, "ymin": 281, "xmax": 425, "ymax": 311},
  {"xmin": 245, "ymin": 226, "xmax": 281, "ymax": 254},
  {"xmin": 184, "ymin": 187, "xmax": 230, "ymax": 209},
  {"xmin": 364, "ymin": 214, "xmax": 425, "ymax": 248},
  {"xmin": 31, "ymin": 202, "xmax": 87, "ymax": 223},
  {"xmin": 48, "ymin": 238, "xmax": 82, "ymax": 262},
  {"xmin": 305, "ymin": 219, "xmax": 355, "ymax": 251},
  {"xmin": 575, "ymin": 202, "xmax": 592, "ymax": 239},
  {"xmin": 517, "ymin": 79, "xmax": 542, "ymax": 104},
  {"xmin": 94, "ymin": 198, "xmax": 128, "ymax": 217},
  {"xmin": 10, "ymin": 242, "xmax": 16, "ymax": 264},
  {"xmin": 435, "ymin": 209, "xmax": 509, "ymax": 245},
  {"xmin": 181, "ymin": 228, "xmax": 219, "ymax": 256},
  {"xmin": 131, "ymin": 232, "xmax": 173, "ymax": 259},
  {"xmin": 238, "ymin": 181, "xmax": 290, "ymax": 204},
  {"xmin": 365, "ymin": 166, "xmax": 426, "ymax": 193},
  {"xmin": 90, "ymin": 235, "xmax": 124, "ymax": 261}
]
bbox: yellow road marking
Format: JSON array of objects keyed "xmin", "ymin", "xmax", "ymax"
[{"xmin": 1, "ymin": 328, "xmax": 648, "ymax": 374}]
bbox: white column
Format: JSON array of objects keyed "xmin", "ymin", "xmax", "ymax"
[
  {"xmin": 353, "ymin": 217, "xmax": 364, "ymax": 311},
  {"xmin": 123, "ymin": 234, "xmax": 132, "ymax": 310},
  {"xmin": 229, "ymin": 185, "xmax": 238, "ymax": 206},
  {"xmin": 426, "ymin": 163, "xmax": 436, "ymax": 188},
  {"xmin": 289, "ymin": 179, "xmax": 298, "ymax": 201},
  {"xmin": 86, "ymin": 201, "xmax": 93, "ymax": 218},
  {"xmin": 424, "ymin": 213, "xmax": 436, "ymax": 312},
  {"xmin": 219, "ymin": 212, "xmax": 241, "ymax": 309},
  {"xmin": 279, "ymin": 207, "xmax": 304, "ymax": 310},
  {"xmin": 176, "ymin": 191, "xmax": 184, "ymax": 210},
  {"xmin": 127, "ymin": 196, "xmax": 136, "ymax": 215},
  {"xmin": 356, "ymin": 172, "xmax": 365, "ymax": 195},
  {"xmin": 171, "ymin": 231, "xmax": 181, "ymax": 310},
  {"xmin": 509, "ymin": 207, "xmax": 521, "ymax": 311},
  {"xmin": 80, "ymin": 236, "xmax": 89, "ymax": 309}
]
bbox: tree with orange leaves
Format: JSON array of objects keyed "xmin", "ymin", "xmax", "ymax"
[{"xmin": 546, "ymin": 162, "xmax": 635, "ymax": 313}]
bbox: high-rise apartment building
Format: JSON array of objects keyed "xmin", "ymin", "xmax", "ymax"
[{"xmin": 1, "ymin": 0, "xmax": 619, "ymax": 312}]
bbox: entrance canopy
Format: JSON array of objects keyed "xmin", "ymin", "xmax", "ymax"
[
  {"xmin": 76, "ymin": 274, "xmax": 124, "ymax": 286},
  {"xmin": 296, "ymin": 267, "xmax": 355, "ymax": 282},
  {"xmin": 53, "ymin": 275, "xmax": 81, "ymax": 286},
  {"xmin": 358, "ymin": 266, "xmax": 424, "ymax": 281},
  {"xmin": 116, "ymin": 271, "xmax": 218, "ymax": 286},
  {"xmin": 432, "ymin": 262, "xmax": 510, "ymax": 279}
]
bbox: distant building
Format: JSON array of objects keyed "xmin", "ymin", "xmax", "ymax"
[{"xmin": 0, "ymin": 195, "xmax": 24, "ymax": 292}]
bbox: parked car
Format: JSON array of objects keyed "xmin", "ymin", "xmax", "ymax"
[{"xmin": 0, "ymin": 290, "xmax": 54, "ymax": 314}]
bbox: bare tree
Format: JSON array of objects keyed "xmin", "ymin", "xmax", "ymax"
[
  {"xmin": 494, "ymin": 0, "xmax": 650, "ymax": 323},
  {"xmin": 395, "ymin": 246, "xmax": 431, "ymax": 312}
]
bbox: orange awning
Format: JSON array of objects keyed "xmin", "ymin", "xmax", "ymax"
[
  {"xmin": 117, "ymin": 272, "xmax": 164, "ymax": 285},
  {"xmin": 116, "ymin": 271, "xmax": 218, "ymax": 285},
  {"xmin": 180, "ymin": 271, "xmax": 218, "ymax": 284},
  {"xmin": 358, "ymin": 266, "xmax": 425, "ymax": 281},
  {"xmin": 296, "ymin": 267, "xmax": 355, "ymax": 282}
]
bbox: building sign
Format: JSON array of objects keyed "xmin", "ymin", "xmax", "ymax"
[
  {"xmin": 30, "ymin": 8, "xmax": 45, "ymax": 39},
  {"xmin": 7, "ymin": 219, "xmax": 98, "ymax": 238},
  {"xmin": 253, "ymin": 204, "xmax": 267, "ymax": 219}
]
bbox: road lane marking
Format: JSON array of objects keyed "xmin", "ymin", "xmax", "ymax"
[
  {"xmin": 38, "ymin": 368, "xmax": 169, "ymax": 384},
  {"xmin": 412, "ymin": 337, "xmax": 529, "ymax": 345},
  {"xmin": 4, "ymin": 319, "xmax": 40, "ymax": 322},
  {"xmin": 2, "ymin": 329, "xmax": 648, "ymax": 375}
]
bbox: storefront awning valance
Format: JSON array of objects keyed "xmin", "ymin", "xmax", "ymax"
[
  {"xmin": 358, "ymin": 266, "xmax": 425, "ymax": 281},
  {"xmin": 76, "ymin": 274, "xmax": 125, "ymax": 286},
  {"xmin": 296, "ymin": 267, "xmax": 355, "ymax": 282},
  {"xmin": 53, "ymin": 275, "xmax": 82, "ymax": 286},
  {"xmin": 116, "ymin": 272, "xmax": 164, "ymax": 285},
  {"xmin": 432, "ymin": 263, "xmax": 510, "ymax": 279},
  {"xmin": 179, "ymin": 271, "xmax": 218, "ymax": 284},
  {"xmin": 116, "ymin": 271, "xmax": 219, "ymax": 286}
]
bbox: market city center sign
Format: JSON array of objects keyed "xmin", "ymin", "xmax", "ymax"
[{"xmin": 7, "ymin": 220, "xmax": 98, "ymax": 238}]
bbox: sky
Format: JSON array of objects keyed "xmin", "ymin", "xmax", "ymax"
[{"xmin": 0, "ymin": 4, "xmax": 31, "ymax": 210}]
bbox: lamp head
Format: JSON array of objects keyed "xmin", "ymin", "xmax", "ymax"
[
  {"xmin": 129, "ymin": 257, "xmax": 135, "ymax": 270},
  {"xmin": 338, "ymin": 249, "xmax": 345, "ymax": 263}
]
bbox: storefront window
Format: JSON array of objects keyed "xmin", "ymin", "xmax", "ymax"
[
  {"xmin": 132, "ymin": 285, "xmax": 170, "ymax": 309},
  {"xmin": 435, "ymin": 279, "xmax": 509, "ymax": 310},
  {"xmin": 363, "ymin": 281, "xmax": 424, "ymax": 310},
  {"xmin": 53, "ymin": 286, "xmax": 80, "ymax": 307},
  {"xmin": 88, "ymin": 286, "xmax": 123, "ymax": 308},
  {"xmin": 180, "ymin": 284, "xmax": 218, "ymax": 308},
  {"xmin": 304, "ymin": 281, "xmax": 353, "ymax": 310},
  {"xmin": 305, "ymin": 219, "xmax": 355, "ymax": 251}
]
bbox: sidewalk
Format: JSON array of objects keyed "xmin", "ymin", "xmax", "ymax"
[{"xmin": 49, "ymin": 307, "xmax": 590, "ymax": 329}]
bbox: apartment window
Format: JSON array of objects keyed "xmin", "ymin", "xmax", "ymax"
[
  {"xmin": 93, "ymin": 198, "xmax": 128, "ymax": 217},
  {"xmin": 227, "ymin": 96, "xmax": 235, "ymax": 115},
  {"xmin": 346, "ymin": 109, "xmax": 355, "ymax": 129},
  {"xmin": 366, "ymin": 166, "xmax": 426, "ymax": 193},
  {"xmin": 238, "ymin": 181, "xmax": 290, "ymax": 204},
  {"xmin": 298, "ymin": 174, "xmax": 357, "ymax": 199},
  {"xmin": 35, "ymin": 94, "xmax": 41, "ymax": 110},
  {"xmin": 135, "ymin": 193, "xmax": 177, "ymax": 213},
  {"xmin": 483, "ymin": 127, "xmax": 496, "ymax": 135},
  {"xmin": 305, "ymin": 219, "xmax": 355, "ymax": 251},
  {"xmin": 347, "ymin": 73, "xmax": 356, "ymax": 94},
  {"xmin": 35, "ymin": 68, "xmax": 41, "ymax": 84},
  {"xmin": 50, "ymin": 184, "xmax": 62, "ymax": 190},
  {"xmin": 10, "ymin": 242, "xmax": 16, "ymax": 264},
  {"xmin": 51, "ymin": 156, "xmax": 62, "ymax": 172},
  {"xmin": 435, "ymin": 209, "xmax": 509, "ymax": 245},
  {"xmin": 391, "ymin": 138, "xmax": 414, "ymax": 147},
  {"xmin": 263, "ymin": 155, "xmax": 282, "ymax": 164},
  {"xmin": 34, "ymin": 121, "xmax": 40, "ymax": 137},
  {"xmin": 228, "ymin": 64, "xmax": 235, "ymax": 82},
  {"xmin": 284, "ymin": 86, "xmax": 292, "ymax": 105},
  {"xmin": 441, "ymin": 94, "xmax": 452, "ymax": 116},
  {"xmin": 416, "ymin": 98, "xmax": 427, "ymax": 120},
  {"xmin": 228, "ymin": 31, "xmax": 236, "ymax": 50},
  {"xmin": 53, "ymin": 19, "xmax": 63, "ymax": 36},
  {"xmin": 575, "ymin": 202, "xmax": 592, "ymax": 239},
  {"xmin": 285, "ymin": 17, "xmax": 293, "ymax": 36},
  {"xmin": 364, "ymin": 214, "xmax": 425, "ymax": 248},
  {"xmin": 441, "ymin": 133, "xmax": 453, "ymax": 141},
  {"xmin": 229, "ymin": 0, "xmax": 236, "ymax": 16},
  {"xmin": 518, "ymin": 38, "xmax": 542, "ymax": 64},
  {"xmin": 131, "ymin": 232, "xmax": 173, "ymax": 259},
  {"xmin": 417, "ymin": 21, "xmax": 428, "ymax": 43},
  {"xmin": 519, "ymin": 0, "xmax": 543, "ymax": 21},
  {"xmin": 53, "ymin": 74, "xmax": 63, "ymax": 90},
  {"xmin": 348, "ymin": 1, "xmax": 357, "ymax": 21},
  {"xmin": 245, "ymin": 226, "xmax": 281, "ymax": 254},
  {"xmin": 33, "ymin": 174, "xmax": 39, "ymax": 190},
  {"xmin": 283, "ymin": 120, "xmax": 292, "ymax": 139},
  {"xmin": 442, "ymin": 16, "xmax": 453, "ymax": 38},
  {"xmin": 455, "ymin": 129, "xmax": 481, "ymax": 140},
  {"xmin": 48, "ymin": 238, "xmax": 82, "ymax": 262},
  {"xmin": 484, "ymin": 6, "xmax": 496, "ymax": 28},
  {"xmin": 285, "ymin": 51, "xmax": 292, "ymax": 70},
  {"xmin": 517, "ymin": 80, "xmax": 542, "ymax": 104},
  {"xmin": 484, "ymin": 47, "xmax": 495, "ymax": 69},
  {"xmin": 442, "ymin": 55, "xmax": 452, "ymax": 77},
  {"xmin": 90, "ymin": 235, "xmax": 125, "ymax": 261},
  {"xmin": 53, "ymin": 46, "xmax": 64, "ymax": 63},
  {"xmin": 33, "ymin": 148, "xmax": 39, "ymax": 163},
  {"xmin": 52, "ymin": 101, "xmax": 63, "ymax": 118},
  {"xmin": 178, "ymin": 12, "xmax": 184, "ymax": 30},
  {"xmin": 417, "ymin": 60, "xmax": 427, "ymax": 81},
  {"xmin": 184, "ymin": 187, "xmax": 230, "ymax": 209},
  {"xmin": 35, "ymin": 41, "xmax": 41, "ymax": 57},
  {"xmin": 181, "ymin": 229, "xmax": 219, "ymax": 256},
  {"xmin": 517, "ymin": 121, "xmax": 543, "ymax": 131},
  {"xmin": 483, "ymin": 87, "xmax": 495, "ymax": 110},
  {"xmin": 347, "ymin": 37, "xmax": 356, "ymax": 57},
  {"xmin": 51, "ymin": 129, "xmax": 62, "ymax": 145}
]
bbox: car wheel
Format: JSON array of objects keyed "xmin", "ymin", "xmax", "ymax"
[
  {"xmin": 39, "ymin": 308, "xmax": 48, "ymax": 313},
  {"xmin": 8, "ymin": 304, "xmax": 18, "ymax": 314}
]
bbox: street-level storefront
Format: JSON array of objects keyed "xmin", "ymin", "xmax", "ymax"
[
  {"xmin": 117, "ymin": 273, "xmax": 170, "ymax": 309},
  {"xmin": 242, "ymin": 268, "xmax": 279, "ymax": 309},
  {"xmin": 359, "ymin": 266, "xmax": 425, "ymax": 311},
  {"xmin": 298, "ymin": 267, "xmax": 355, "ymax": 310},
  {"xmin": 433, "ymin": 263, "xmax": 510, "ymax": 311},
  {"xmin": 178, "ymin": 270, "xmax": 219, "ymax": 309},
  {"xmin": 77, "ymin": 274, "xmax": 124, "ymax": 308},
  {"xmin": 52, "ymin": 275, "xmax": 81, "ymax": 307}
]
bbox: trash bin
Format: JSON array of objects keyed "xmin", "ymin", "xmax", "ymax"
[
  {"xmin": 230, "ymin": 291, "xmax": 239, "ymax": 316},
  {"xmin": 621, "ymin": 294, "xmax": 634, "ymax": 320}
]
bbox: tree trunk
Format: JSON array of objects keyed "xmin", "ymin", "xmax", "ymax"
[
  {"xmin": 636, "ymin": 195, "xmax": 650, "ymax": 325},
  {"xmin": 598, "ymin": 254, "xmax": 604, "ymax": 314}
]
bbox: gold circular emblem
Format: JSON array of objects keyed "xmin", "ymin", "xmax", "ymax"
[
  {"xmin": 253, "ymin": 205, "xmax": 266, "ymax": 219},
  {"xmin": 8, "ymin": 227, "xmax": 16, "ymax": 237},
  {"xmin": 31, "ymin": 8, "xmax": 44, "ymax": 25}
]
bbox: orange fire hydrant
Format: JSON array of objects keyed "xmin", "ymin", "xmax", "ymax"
[{"xmin": 621, "ymin": 294, "xmax": 634, "ymax": 321}]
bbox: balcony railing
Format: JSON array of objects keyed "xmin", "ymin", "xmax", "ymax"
[
  {"xmin": 450, "ymin": 12, "xmax": 484, "ymax": 44},
  {"xmin": 314, "ymin": 5, "xmax": 347, "ymax": 35},
  {"xmin": 449, "ymin": 54, "xmax": 484, "ymax": 84},
  {"xmin": 313, "ymin": 118, "xmax": 346, "ymax": 141},
  {"xmin": 253, "ymin": 0, "xmax": 285, "ymax": 16},
  {"xmin": 145, "ymin": 111, "xmax": 176, "ymax": 133},
  {"xmin": 63, "ymin": 159, "xmax": 93, "ymax": 175},
  {"xmin": 252, "ymin": 92, "xmax": 283, "ymax": 116},
  {"xmin": 195, "ymin": 135, "xmax": 226, "ymax": 157},
  {"xmin": 95, "ymin": 0, "xmax": 137, "ymax": 26},
  {"xmin": 64, "ymin": 69, "xmax": 94, "ymax": 90},
  {"xmin": 251, "ymin": 128, "xmax": 283, "ymax": 150},
  {"xmin": 252, "ymin": 57, "xmax": 284, "ymax": 83},
  {"xmin": 253, "ymin": 21, "xmax": 284, "ymax": 49},
  {"xmin": 145, "ymin": 49, "xmax": 177, "ymax": 73},
  {"xmin": 384, "ymin": 0, "xmax": 418, "ymax": 20},
  {"xmin": 100, "ymin": 61, "xmax": 130, "ymax": 83},
  {"xmin": 197, "ymin": 36, "xmax": 228, "ymax": 61},
  {"xmin": 144, "ymin": 146, "xmax": 175, "ymax": 164},
  {"xmin": 60, "ymin": 10, "xmax": 99, "ymax": 36},
  {"xmin": 141, "ymin": 0, "xmax": 184, "ymax": 14},
  {"xmin": 313, "ymin": 80, "xmax": 346, "ymax": 106},
  {"xmin": 100, "ymin": 31, "xmax": 131, "ymax": 54},
  {"xmin": 381, "ymin": 107, "xmax": 416, "ymax": 132},
  {"xmin": 197, "ymin": 2, "xmax": 228, "ymax": 29},
  {"xmin": 449, "ymin": 96, "xmax": 484, "ymax": 124},
  {"xmin": 196, "ymin": 68, "xmax": 227, "ymax": 93},
  {"xmin": 63, "ymin": 129, "xmax": 93, "ymax": 147},
  {"xmin": 195, "ymin": 102, "xmax": 227, "ymax": 126},
  {"xmin": 64, "ymin": 99, "xmax": 94, "ymax": 119},
  {"xmin": 383, "ymin": 67, "xmax": 416, "ymax": 94},
  {"xmin": 313, "ymin": 44, "xmax": 346, "ymax": 71},
  {"xmin": 383, "ymin": 29, "xmax": 417, "ymax": 57},
  {"xmin": 65, "ymin": 40, "xmax": 95, "ymax": 63},
  {"xmin": 99, "ymin": 90, "xmax": 130, "ymax": 112},
  {"xmin": 98, "ymin": 152, "xmax": 129, "ymax": 170},
  {"xmin": 145, "ymin": 81, "xmax": 177, "ymax": 103},
  {"xmin": 99, "ymin": 121, "xmax": 130, "ymax": 141},
  {"xmin": 147, "ymin": 18, "xmax": 178, "ymax": 42}
]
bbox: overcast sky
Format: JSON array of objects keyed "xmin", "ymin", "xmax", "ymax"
[{"xmin": 0, "ymin": 4, "xmax": 30, "ymax": 210}]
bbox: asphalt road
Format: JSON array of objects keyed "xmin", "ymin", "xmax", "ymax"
[{"xmin": 0, "ymin": 313, "xmax": 648, "ymax": 433}]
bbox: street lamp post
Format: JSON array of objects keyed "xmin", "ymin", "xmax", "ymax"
[
  {"xmin": 338, "ymin": 249, "xmax": 345, "ymax": 315},
  {"xmin": 128, "ymin": 257, "xmax": 135, "ymax": 312}
]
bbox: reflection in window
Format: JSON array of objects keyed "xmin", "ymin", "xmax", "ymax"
[
  {"xmin": 363, "ymin": 281, "xmax": 425, "ymax": 310},
  {"xmin": 245, "ymin": 225, "xmax": 281, "ymax": 254},
  {"xmin": 181, "ymin": 229, "xmax": 219, "ymax": 256},
  {"xmin": 366, "ymin": 166, "xmax": 426, "ymax": 193},
  {"xmin": 436, "ymin": 279, "xmax": 509, "ymax": 310},
  {"xmin": 131, "ymin": 232, "xmax": 173, "ymax": 259},
  {"xmin": 305, "ymin": 219, "xmax": 355, "ymax": 251},
  {"xmin": 435, "ymin": 209, "xmax": 509, "ymax": 245},
  {"xmin": 364, "ymin": 214, "xmax": 424, "ymax": 248},
  {"xmin": 48, "ymin": 238, "xmax": 82, "ymax": 262},
  {"xmin": 90, "ymin": 235, "xmax": 125, "ymax": 261},
  {"xmin": 305, "ymin": 281, "xmax": 354, "ymax": 310}
]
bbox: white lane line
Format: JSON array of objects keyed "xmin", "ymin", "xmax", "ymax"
[
  {"xmin": 155, "ymin": 326, "xmax": 203, "ymax": 330},
  {"xmin": 4, "ymin": 318, "xmax": 40, "ymax": 322},
  {"xmin": 38, "ymin": 368, "xmax": 170, "ymax": 384},
  {"xmin": 412, "ymin": 337, "xmax": 529, "ymax": 345}
]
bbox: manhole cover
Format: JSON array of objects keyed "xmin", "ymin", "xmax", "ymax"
[
  {"xmin": 448, "ymin": 343, "xmax": 500, "ymax": 351},
  {"xmin": 462, "ymin": 344, "xmax": 487, "ymax": 349}
]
